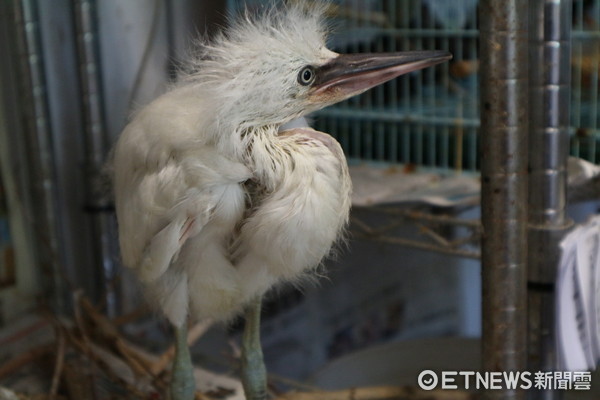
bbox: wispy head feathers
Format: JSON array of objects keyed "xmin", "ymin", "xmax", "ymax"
[
  {"xmin": 178, "ymin": 1, "xmax": 333, "ymax": 132},
  {"xmin": 182, "ymin": 2, "xmax": 329, "ymax": 81}
]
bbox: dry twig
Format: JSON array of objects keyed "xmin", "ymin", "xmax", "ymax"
[
  {"xmin": 112, "ymin": 306, "xmax": 149, "ymax": 327},
  {"xmin": 62, "ymin": 360, "xmax": 95, "ymax": 400},
  {"xmin": 0, "ymin": 344, "xmax": 54, "ymax": 380},
  {"xmin": 49, "ymin": 328, "xmax": 66, "ymax": 398},
  {"xmin": 63, "ymin": 327, "xmax": 148, "ymax": 399},
  {"xmin": 78, "ymin": 297, "xmax": 155, "ymax": 378}
]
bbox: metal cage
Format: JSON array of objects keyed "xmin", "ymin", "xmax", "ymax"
[
  {"xmin": 0, "ymin": 0, "xmax": 595, "ymax": 397},
  {"xmin": 229, "ymin": 0, "xmax": 600, "ymax": 171}
]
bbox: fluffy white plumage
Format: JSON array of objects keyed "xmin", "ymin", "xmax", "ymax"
[{"xmin": 114, "ymin": 2, "xmax": 351, "ymax": 327}]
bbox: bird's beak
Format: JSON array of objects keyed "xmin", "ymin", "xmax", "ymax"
[{"xmin": 310, "ymin": 50, "xmax": 452, "ymax": 103}]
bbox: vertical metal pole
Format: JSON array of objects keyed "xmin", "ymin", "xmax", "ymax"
[
  {"xmin": 13, "ymin": 0, "xmax": 66, "ymax": 311},
  {"xmin": 73, "ymin": 0, "xmax": 120, "ymax": 316},
  {"xmin": 528, "ymin": 1, "xmax": 572, "ymax": 399},
  {"xmin": 480, "ymin": 2, "xmax": 529, "ymax": 400}
]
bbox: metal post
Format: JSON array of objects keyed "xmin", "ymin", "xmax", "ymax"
[
  {"xmin": 13, "ymin": 0, "xmax": 65, "ymax": 311},
  {"xmin": 480, "ymin": 2, "xmax": 529, "ymax": 400},
  {"xmin": 73, "ymin": 0, "xmax": 120, "ymax": 316},
  {"xmin": 528, "ymin": 1, "xmax": 573, "ymax": 399}
]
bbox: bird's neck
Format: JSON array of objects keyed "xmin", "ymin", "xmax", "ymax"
[
  {"xmin": 242, "ymin": 125, "xmax": 288, "ymax": 190},
  {"xmin": 212, "ymin": 121, "xmax": 287, "ymax": 189},
  {"xmin": 212, "ymin": 121, "xmax": 273, "ymax": 156}
]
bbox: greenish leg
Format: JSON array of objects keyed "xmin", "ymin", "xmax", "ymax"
[
  {"xmin": 170, "ymin": 321, "xmax": 195, "ymax": 400},
  {"xmin": 241, "ymin": 296, "xmax": 267, "ymax": 400}
]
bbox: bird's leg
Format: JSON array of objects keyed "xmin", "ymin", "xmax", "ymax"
[
  {"xmin": 241, "ymin": 296, "xmax": 267, "ymax": 400},
  {"xmin": 170, "ymin": 321, "xmax": 195, "ymax": 400}
]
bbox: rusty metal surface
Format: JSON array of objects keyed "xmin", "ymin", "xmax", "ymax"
[{"xmin": 479, "ymin": 1, "xmax": 529, "ymax": 399}]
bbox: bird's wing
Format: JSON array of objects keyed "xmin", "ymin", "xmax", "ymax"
[
  {"xmin": 114, "ymin": 136, "xmax": 251, "ymax": 283},
  {"xmin": 278, "ymin": 127, "xmax": 347, "ymax": 161},
  {"xmin": 233, "ymin": 127, "xmax": 352, "ymax": 303}
]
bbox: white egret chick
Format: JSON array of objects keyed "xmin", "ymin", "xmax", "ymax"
[{"xmin": 113, "ymin": 3, "xmax": 451, "ymax": 399}]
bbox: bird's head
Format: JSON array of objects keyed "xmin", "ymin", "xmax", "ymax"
[{"xmin": 182, "ymin": 2, "xmax": 451, "ymax": 131}]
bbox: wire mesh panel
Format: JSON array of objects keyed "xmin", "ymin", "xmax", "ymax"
[
  {"xmin": 572, "ymin": 0, "xmax": 600, "ymax": 163},
  {"xmin": 227, "ymin": 0, "xmax": 600, "ymax": 170},
  {"xmin": 313, "ymin": 0, "xmax": 479, "ymax": 171}
]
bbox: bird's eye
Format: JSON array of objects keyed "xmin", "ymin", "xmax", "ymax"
[{"xmin": 298, "ymin": 66, "xmax": 316, "ymax": 86}]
